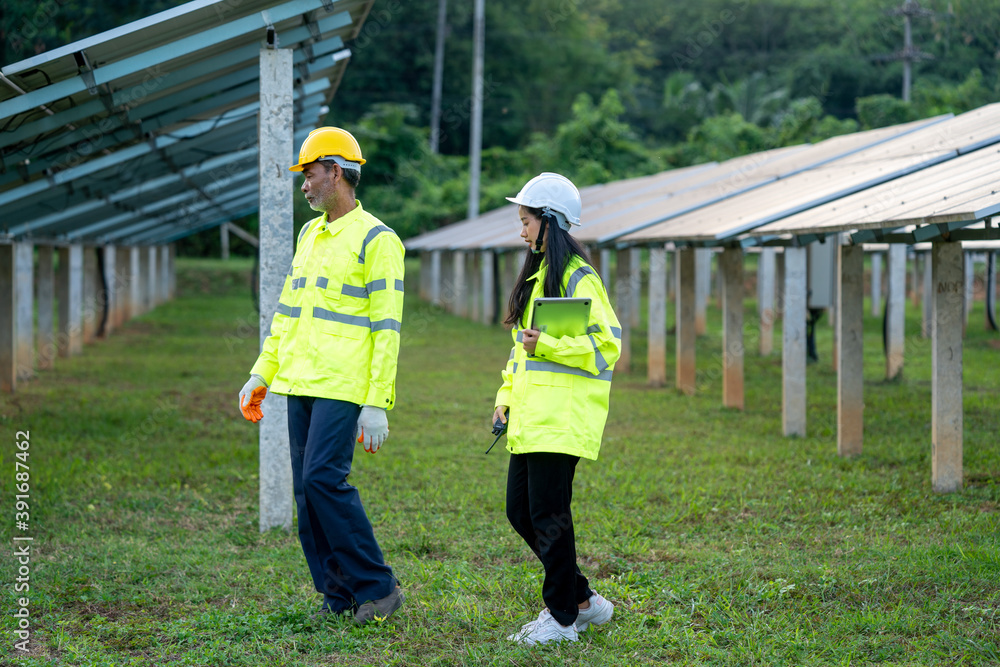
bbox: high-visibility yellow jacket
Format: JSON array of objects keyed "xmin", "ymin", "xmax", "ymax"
[
  {"xmin": 495, "ymin": 255, "xmax": 621, "ymax": 460},
  {"xmin": 251, "ymin": 201, "xmax": 404, "ymax": 409}
]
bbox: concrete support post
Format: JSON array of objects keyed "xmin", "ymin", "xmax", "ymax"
[
  {"xmin": 160, "ymin": 245, "xmax": 170, "ymax": 304},
  {"xmin": 481, "ymin": 250, "xmax": 495, "ymax": 325},
  {"xmin": 758, "ymin": 247, "xmax": 776, "ymax": 356},
  {"xmin": 430, "ymin": 250, "xmax": 442, "ymax": 306},
  {"xmin": 647, "ymin": 246, "xmax": 668, "ymax": 387},
  {"xmin": 102, "ymin": 245, "xmax": 116, "ymax": 337},
  {"xmin": 136, "ymin": 247, "xmax": 147, "ymax": 317},
  {"xmin": 1, "ymin": 246, "xmax": 15, "ymax": 392},
  {"xmin": 128, "ymin": 246, "xmax": 146, "ymax": 319},
  {"xmin": 504, "ymin": 251, "xmax": 520, "ymax": 307},
  {"xmin": 469, "ymin": 253, "xmax": 480, "ymax": 322},
  {"xmin": 870, "ymin": 251, "xmax": 883, "ymax": 317},
  {"xmin": 695, "ymin": 247, "xmax": 710, "ymax": 335},
  {"xmin": 147, "ymin": 246, "xmax": 158, "ymax": 310},
  {"xmin": 599, "ymin": 248, "xmax": 612, "ymax": 288},
  {"xmin": 36, "ymin": 247, "xmax": 55, "ymax": 370},
  {"xmin": 257, "ymin": 46, "xmax": 294, "ymax": 532},
  {"xmin": 837, "ymin": 244, "xmax": 864, "ymax": 457},
  {"xmin": 629, "ymin": 247, "xmax": 642, "ymax": 328},
  {"xmin": 57, "ymin": 245, "xmax": 84, "ymax": 357},
  {"xmin": 615, "ymin": 249, "xmax": 632, "ymax": 373},
  {"xmin": 221, "ymin": 223, "xmax": 230, "ymax": 260},
  {"xmin": 168, "ymin": 245, "xmax": 177, "ymax": 300},
  {"xmin": 911, "ymin": 250, "xmax": 921, "ymax": 307},
  {"xmin": 775, "ymin": 250, "xmax": 785, "ymax": 319},
  {"xmin": 963, "ymin": 251, "xmax": 974, "ymax": 330},
  {"xmin": 453, "ymin": 251, "xmax": 466, "ymax": 317},
  {"xmin": 676, "ymin": 248, "xmax": 696, "ymax": 394},
  {"xmin": 783, "ymin": 247, "xmax": 807, "ymax": 437},
  {"xmin": 83, "ymin": 247, "xmax": 98, "ymax": 343},
  {"xmin": 922, "ymin": 252, "xmax": 933, "ymax": 337},
  {"xmin": 15, "ymin": 243, "xmax": 34, "ymax": 379},
  {"xmin": 721, "ymin": 247, "xmax": 744, "ymax": 410},
  {"xmin": 988, "ymin": 251, "xmax": 997, "ymax": 331},
  {"xmin": 886, "ymin": 244, "xmax": 907, "ymax": 380},
  {"xmin": 931, "ymin": 241, "xmax": 964, "ymax": 493}
]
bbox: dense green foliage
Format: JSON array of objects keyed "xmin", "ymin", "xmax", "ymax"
[
  {"xmin": 3, "ymin": 1, "xmax": 999, "ymax": 250},
  {"xmin": 0, "ymin": 258, "xmax": 998, "ymax": 665}
]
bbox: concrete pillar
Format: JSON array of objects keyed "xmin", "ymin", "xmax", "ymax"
[
  {"xmin": 470, "ymin": 252, "xmax": 481, "ymax": 322},
  {"xmin": 910, "ymin": 250, "xmax": 921, "ymax": 308},
  {"xmin": 147, "ymin": 246, "xmax": 158, "ymax": 310},
  {"xmin": 886, "ymin": 244, "xmax": 906, "ymax": 380},
  {"xmin": 988, "ymin": 251, "xmax": 997, "ymax": 331},
  {"xmin": 0, "ymin": 245, "xmax": 15, "ymax": 392},
  {"xmin": 963, "ymin": 251, "xmax": 974, "ymax": 330},
  {"xmin": 168, "ymin": 245, "xmax": 176, "ymax": 300},
  {"xmin": 922, "ymin": 252, "xmax": 933, "ymax": 337},
  {"xmin": 599, "ymin": 248, "xmax": 612, "ymax": 288},
  {"xmin": 615, "ymin": 249, "xmax": 632, "ymax": 373},
  {"xmin": 870, "ymin": 251, "xmax": 882, "ymax": 317},
  {"xmin": 775, "ymin": 250, "xmax": 785, "ymax": 319},
  {"xmin": 721, "ymin": 247, "xmax": 744, "ymax": 410},
  {"xmin": 629, "ymin": 247, "xmax": 642, "ymax": 328},
  {"xmin": 647, "ymin": 245, "xmax": 668, "ymax": 387},
  {"xmin": 837, "ymin": 244, "xmax": 864, "ymax": 457},
  {"xmin": 221, "ymin": 223, "xmax": 230, "ymax": 260},
  {"xmin": 430, "ymin": 250, "xmax": 442, "ymax": 306},
  {"xmin": 36, "ymin": 246, "xmax": 55, "ymax": 370},
  {"xmin": 160, "ymin": 245, "xmax": 170, "ymax": 304},
  {"xmin": 453, "ymin": 250, "xmax": 466, "ymax": 317},
  {"xmin": 481, "ymin": 250, "xmax": 495, "ymax": 325},
  {"xmin": 676, "ymin": 248, "xmax": 696, "ymax": 394},
  {"xmin": 931, "ymin": 241, "xmax": 964, "ymax": 493},
  {"xmin": 695, "ymin": 247, "xmax": 710, "ymax": 335},
  {"xmin": 102, "ymin": 245, "xmax": 116, "ymax": 337},
  {"xmin": 57, "ymin": 245, "xmax": 84, "ymax": 357},
  {"xmin": 257, "ymin": 46, "xmax": 295, "ymax": 532},
  {"xmin": 783, "ymin": 246, "xmax": 807, "ymax": 437},
  {"xmin": 758, "ymin": 247, "xmax": 776, "ymax": 356},
  {"xmin": 15, "ymin": 243, "xmax": 34, "ymax": 380},
  {"xmin": 133, "ymin": 246, "xmax": 145, "ymax": 317},
  {"xmin": 83, "ymin": 246, "xmax": 98, "ymax": 343}
]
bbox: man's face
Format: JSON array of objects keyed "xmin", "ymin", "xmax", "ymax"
[{"xmin": 300, "ymin": 162, "xmax": 340, "ymax": 213}]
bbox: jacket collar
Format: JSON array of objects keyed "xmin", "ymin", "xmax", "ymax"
[{"xmin": 319, "ymin": 199, "xmax": 363, "ymax": 238}]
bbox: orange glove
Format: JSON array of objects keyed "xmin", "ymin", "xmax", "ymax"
[{"xmin": 239, "ymin": 375, "xmax": 268, "ymax": 423}]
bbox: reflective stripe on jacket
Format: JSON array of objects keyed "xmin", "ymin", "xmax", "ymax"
[
  {"xmin": 251, "ymin": 200, "xmax": 404, "ymax": 408},
  {"xmin": 495, "ymin": 255, "xmax": 621, "ymax": 460}
]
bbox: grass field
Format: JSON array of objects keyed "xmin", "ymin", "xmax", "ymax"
[{"xmin": 2, "ymin": 256, "xmax": 998, "ymax": 666}]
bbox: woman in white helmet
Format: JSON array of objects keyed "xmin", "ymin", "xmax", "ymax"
[{"xmin": 493, "ymin": 173, "xmax": 622, "ymax": 645}]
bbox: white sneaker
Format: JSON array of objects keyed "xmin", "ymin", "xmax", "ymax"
[
  {"xmin": 575, "ymin": 592, "xmax": 614, "ymax": 631},
  {"xmin": 507, "ymin": 609, "xmax": 578, "ymax": 646}
]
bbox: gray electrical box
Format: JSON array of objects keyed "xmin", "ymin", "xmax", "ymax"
[{"xmin": 808, "ymin": 239, "xmax": 837, "ymax": 309}]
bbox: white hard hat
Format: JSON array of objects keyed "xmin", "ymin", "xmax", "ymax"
[{"xmin": 505, "ymin": 172, "xmax": 582, "ymax": 230}]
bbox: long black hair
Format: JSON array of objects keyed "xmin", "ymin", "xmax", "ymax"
[{"xmin": 504, "ymin": 207, "xmax": 598, "ymax": 328}]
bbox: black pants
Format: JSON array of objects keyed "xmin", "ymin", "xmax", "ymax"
[
  {"xmin": 506, "ymin": 451, "xmax": 593, "ymax": 626},
  {"xmin": 287, "ymin": 396, "xmax": 395, "ymax": 612}
]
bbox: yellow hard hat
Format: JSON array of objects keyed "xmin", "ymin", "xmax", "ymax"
[{"xmin": 289, "ymin": 126, "xmax": 366, "ymax": 172}]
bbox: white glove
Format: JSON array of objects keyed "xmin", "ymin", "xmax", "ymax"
[
  {"xmin": 355, "ymin": 405, "xmax": 389, "ymax": 454},
  {"xmin": 238, "ymin": 374, "xmax": 268, "ymax": 422}
]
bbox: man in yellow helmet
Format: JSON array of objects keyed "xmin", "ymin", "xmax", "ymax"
[{"xmin": 238, "ymin": 127, "xmax": 405, "ymax": 624}]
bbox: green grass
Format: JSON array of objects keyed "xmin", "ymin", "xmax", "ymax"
[{"xmin": 1, "ymin": 257, "xmax": 998, "ymax": 666}]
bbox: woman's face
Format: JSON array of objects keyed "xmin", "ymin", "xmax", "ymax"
[{"xmin": 518, "ymin": 206, "xmax": 548, "ymax": 253}]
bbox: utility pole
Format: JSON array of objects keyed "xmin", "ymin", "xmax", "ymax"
[
  {"xmin": 879, "ymin": 0, "xmax": 934, "ymax": 101},
  {"xmin": 429, "ymin": 0, "xmax": 447, "ymax": 154},
  {"xmin": 467, "ymin": 0, "xmax": 485, "ymax": 219}
]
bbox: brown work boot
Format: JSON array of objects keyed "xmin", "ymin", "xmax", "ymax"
[{"xmin": 354, "ymin": 586, "xmax": 404, "ymax": 625}]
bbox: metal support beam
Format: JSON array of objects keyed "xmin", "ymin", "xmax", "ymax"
[
  {"xmin": 837, "ymin": 244, "xmax": 864, "ymax": 457},
  {"xmin": 258, "ymin": 46, "xmax": 294, "ymax": 533},
  {"xmin": 931, "ymin": 241, "xmax": 964, "ymax": 493}
]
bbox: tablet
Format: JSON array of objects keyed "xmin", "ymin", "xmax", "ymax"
[{"xmin": 531, "ymin": 297, "xmax": 591, "ymax": 339}]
